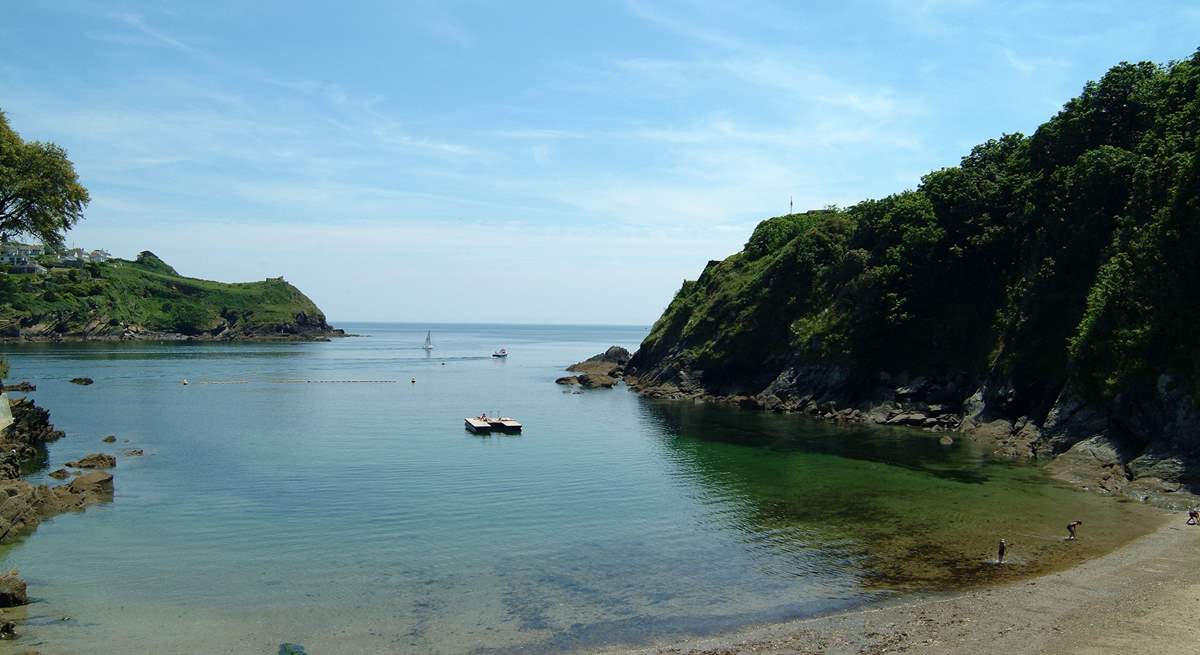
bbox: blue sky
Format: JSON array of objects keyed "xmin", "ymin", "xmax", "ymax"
[{"xmin": 2, "ymin": 1, "xmax": 1197, "ymax": 324}]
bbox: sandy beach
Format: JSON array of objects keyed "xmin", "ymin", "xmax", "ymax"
[{"xmin": 602, "ymin": 514, "xmax": 1199, "ymax": 655}]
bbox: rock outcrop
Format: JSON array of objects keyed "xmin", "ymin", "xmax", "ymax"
[
  {"xmin": 0, "ymin": 395, "xmax": 113, "ymax": 544},
  {"xmin": 0, "ymin": 571, "xmax": 27, "ymax": 607},
  {"xmin": 1, "ymin": 397, "xmax": 66, "ymax": 480},
  {"xmin": 65, "ymin": 453, "xmax": 116, "ymax": 469},
  {"xmin": 560, "ymin": 346, "xmax": 632, "ymax": 390}
]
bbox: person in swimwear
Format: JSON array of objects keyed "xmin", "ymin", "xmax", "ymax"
[
  {"xmin": 1067, "ymin": 520, "xmax": 1083, "ymax": 540},
  {"xmin": 1187, "ymin": 509, "xmax": 1198, "ymax": 525},
  {"xmin": 997, "ymin": 539, "xmax": 1007, "ymax": 564}
]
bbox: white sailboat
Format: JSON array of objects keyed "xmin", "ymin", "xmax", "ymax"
[{"xmin": 422, "ymin": 331, "xmax": 433, "ymax": 351}]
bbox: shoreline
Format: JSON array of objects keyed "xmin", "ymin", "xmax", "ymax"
[{"xmin": 594, "ymin": 514, "xmax": 1198, "ymax": 655}]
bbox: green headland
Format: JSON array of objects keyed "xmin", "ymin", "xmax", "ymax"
[{"xmin": 0, "ymin": 250, "xmax": 339, "ymax": 341}]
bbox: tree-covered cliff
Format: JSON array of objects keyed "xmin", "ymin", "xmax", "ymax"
[{"xmin": 630, "ymin": 51, "xmax": 1200, "ymax": 491}]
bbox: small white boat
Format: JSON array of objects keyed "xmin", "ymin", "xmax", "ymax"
[
  {"xmin": 422, "ymin": 331, "xmax": 433, "ymax": 351},
  {"xmin": 492, "ymin": 347, "xmax": 508, "ymax": 358}
]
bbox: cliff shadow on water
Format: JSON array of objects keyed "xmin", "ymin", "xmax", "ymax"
[{"xmin": 637, "ymin": 399, "xmax": 1163, "ymax": 591}]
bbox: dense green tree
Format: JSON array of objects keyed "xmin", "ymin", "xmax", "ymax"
[{"xmin": 0, "ymin": 109, "xmax": 89, "ymax": 249}]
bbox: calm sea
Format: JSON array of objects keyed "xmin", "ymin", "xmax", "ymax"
[{"xmin": 0, "ymin": 323, "xmax": 1157, "ymax": 654}]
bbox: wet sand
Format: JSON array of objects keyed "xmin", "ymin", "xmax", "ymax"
[{"xmin": 601, "ymin": 515, "xmax": 1199, "ymax": 655}]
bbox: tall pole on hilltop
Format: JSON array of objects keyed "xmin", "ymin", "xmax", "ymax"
[{"xmin": 789, "ymin": 196, "xmax": 793, "ymax": 214}]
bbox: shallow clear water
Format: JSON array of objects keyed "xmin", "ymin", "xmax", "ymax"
[{"xmin": 0, "ymin": 324, "xmax": 1158, "ymax": 654}]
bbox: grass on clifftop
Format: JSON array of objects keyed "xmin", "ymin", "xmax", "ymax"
[{"xmin": 0, "ymin": 251, "xmax": 327, "ymax": 336}]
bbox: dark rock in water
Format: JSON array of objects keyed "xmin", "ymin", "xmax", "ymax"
[
  {"xmin": 886, "ymin": 412, "xmax": 927, "ymax": 426},
  {"xmin": 122, "ymin": 448, "xmax": 144, "ymax": 457},
  {"xmin": 48, "ymin": 468, "xmax": 70, "ymax": 479},
  {"xmin": 65, "ymin": 453, "xmax": 116, "ymax": 469},
  {"xmin": 67, "ymin": 471, "xmax": 114, "ymax": 492},
  {"xmin": 102, "ymin": 435, "xmax": 117, "ymax": 443},
  {"xmin": 279, "ymin": 644, "xmax": 307, "ymax": 655},
  {"xmin": 0, "ymin": 620, "xmax": 14, "ymax": 639},
  {"xmin": 939, "ymin": 435, "xmax": 954, "ymax": 446},
  {"xmin": 0, "ymin": 382, "xmax": 35, "ymax": 392},
  {"xmin": 564, "ymin": 346, "xmax": 632, "ymax": 382},
  {"xmin": 1, "ymin": 398, "xmax": 66, "ymax": 481},
  {"xmin": 69, "ymin": 377, "xmax": 94, "ymax": 386},
  {"xmin": 0, "ymin": 571, "xmax": 28, "ymax": 607},
  {"xmin": 578, "ymin": 373, "xmax": 617, "ymax": 389},
  {"xmin": 555, "ymin": 376, "xmax": 580, "ymax": 385}
]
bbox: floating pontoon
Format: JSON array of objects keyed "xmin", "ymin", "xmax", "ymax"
[{"xmin": 464, "ymin": 415, "xmax": 523, "ymax": 433}]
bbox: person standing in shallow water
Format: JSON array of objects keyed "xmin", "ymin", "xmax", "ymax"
[
  {"xmin": 1187, "ymin": 509, "xmax": 1198, "ymax": 525},
  {"xmin": 997, "ymin": 539, "xmax": 1007, "ymax": 564},
  {"xmin": 1067, "ymin": 520, "xmax": 1083, "ymax": 540}
]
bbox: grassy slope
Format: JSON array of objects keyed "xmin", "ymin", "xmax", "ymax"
[{"xmin": 0, "ymin": 251, "xmax": 330, "ymax": 337}]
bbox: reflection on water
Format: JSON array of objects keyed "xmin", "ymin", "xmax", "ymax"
[
  {"xmin": 642, "ymin": 400, "xmax": 1159, "ymax": 590},
  {"xmin": 0, "ymin": 324, "xmax": 1160, "ymax": 654}
]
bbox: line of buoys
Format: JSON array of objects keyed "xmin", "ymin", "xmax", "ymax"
[
  {"xmin": 191, "ymin": 379, "xmax": 414, "ymax": 385},
  {"xmin": 279, "ymin": 380, "xmax": 402, "ymax": 384}
]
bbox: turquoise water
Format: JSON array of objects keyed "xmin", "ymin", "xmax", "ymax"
[{"xmin": 0, "ymin": 324, "xmax": 1156, "ymax": 654}]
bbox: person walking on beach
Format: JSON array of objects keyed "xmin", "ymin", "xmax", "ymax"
[
  {"xmin": 1187, "ymin": 509, "xmax": 1198, "ymax": 525},
  {"xmin": 1067, "ymin": 520, "xmax": 1083, "ymax": 540},
  {"xmin": 997, "ymin": 539, "xmax": 1007, "ymax": 564}
]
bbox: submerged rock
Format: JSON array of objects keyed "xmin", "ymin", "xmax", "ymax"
[
  {"xmin": 121, "ymin": 448, "xmax": 144, "ymax": 457},
  {"xmin": 48, "ymin": 468, "xmax": 70, "ymax": 479},
  {"xmin": 0, "ymin": 620, "xmax": 14, "ymax": 639},
  {"xmin": 65, "ymin": 453, "xmax": 116, "ymax": 469},
  {"xmin": 101, "ymin": 435, "xmax": 117, "ymax": 443},
  {"xmin": 279, "ymin": 644, "xmax": 307, "ymax": 655},
  {"xmin": 69, "ymin": 377, "xmax": 94, "ymax": 386}
]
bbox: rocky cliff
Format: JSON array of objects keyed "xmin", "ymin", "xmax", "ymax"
[{"xmin": 628, "ymin": 52, "xmax": 1200, "ymax": 503}]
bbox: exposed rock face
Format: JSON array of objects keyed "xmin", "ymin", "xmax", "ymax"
[
  {"xmin": 0, "ymin": 571, "xmax": 27, "ymax": 607},
  {"xmin": 626, "ymin": 351, "xmax": 1200, "ymax": 505},
  {"xmin": 0, "ymin": 473, "xmax": 113, "ymax": 543},
  {"xmin": 586, "ymin": 346, "xmax": 632, "ymax": 365},
  {"xmin": 65, "ymin": 453, "xmax": 116, "ymax": 469},
  {"xmin": 560, "ymin": 346, "xmax": 632, "ymax": 390},
  {"xmin": 1, "ymin": 397, "xmax": 66, "ymax": 480},
  {"xmin": 578, "ymin": 373, "xmax": 617, "ymax": 389},
  {"xmin": 0, "ymin": 382, "xmax": 35, "ymax": 392}
]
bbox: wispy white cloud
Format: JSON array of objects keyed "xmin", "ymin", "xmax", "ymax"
[
  {"xmin": 104, "ymin": 12, "xmax": 213, "ymax": 61},
  {"xmin": 1001, "ymin": 47, "xmax": 1069, "ymax": 76},
  {"xmin": 623, "ymin": 0, "xmax": 744, "ymax": 49}
]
